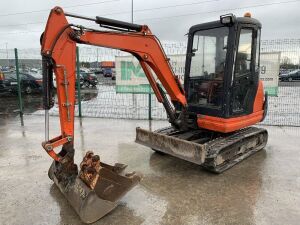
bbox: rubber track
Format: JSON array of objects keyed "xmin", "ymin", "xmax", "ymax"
[{"xmin": 202, "ymin": 127, "xmax": 268, "ymax": 173}]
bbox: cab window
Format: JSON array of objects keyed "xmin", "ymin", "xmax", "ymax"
[
  {"xmin": 187, "ymin": 27, "xmax": 229, "ymax": 109},
  {"xmin": 232, "ymin": 28, "xmax": 254, "ymax": 113},
  {"xmin": 235, "ymin": 29, "xmax": 253, "ymax": 77}
]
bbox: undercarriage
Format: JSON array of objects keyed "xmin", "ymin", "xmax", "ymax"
[{"xmin": 136, "ymin": 126, "xmax": 268, "ymax": 173}]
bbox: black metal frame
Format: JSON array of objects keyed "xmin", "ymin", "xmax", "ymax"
[{"xmin": 229, "ymin": 25, "xmax": 260, "ymax": 117}]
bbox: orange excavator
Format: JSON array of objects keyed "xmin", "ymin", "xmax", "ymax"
[{"xmin": 41, "ymin": 7, "xmax": 268, "ymax": 223}]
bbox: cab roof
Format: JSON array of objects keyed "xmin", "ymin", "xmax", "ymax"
[{"xmin": 189, "ymin": 16, "xmax": 262, "ymax": 33}]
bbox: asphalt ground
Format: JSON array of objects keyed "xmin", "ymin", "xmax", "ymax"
[{"xmin": 0, "ymin": 115, "xmax": 300, "ymax": 225}]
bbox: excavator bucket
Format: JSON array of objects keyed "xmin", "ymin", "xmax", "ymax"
[{"xmin": 48, "ymin": 151, "xmax": 142, "ymax": 224}]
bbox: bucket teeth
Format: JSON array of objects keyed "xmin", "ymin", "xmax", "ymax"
[
  {"xmin": 79, "ymin": 151, "xmax": 101, "ymax": 189},
  {"xmin": 112, "ymin": 163, "xmax": 127, "ymax": 174}
]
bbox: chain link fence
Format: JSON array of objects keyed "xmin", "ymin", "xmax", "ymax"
[
  {"xmin": 1, "ymin": 39, "xmax": 300, "ymax": 126},
  {"xmin": 261, "ymin": 39, "xmax": 300, "ymax": 126}
]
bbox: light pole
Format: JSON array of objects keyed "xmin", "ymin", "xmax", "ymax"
[
  {"xmin": 96, "ymin": 48, "xmax": 99, "ymax": 66},
  {"xmin": 131, "ymin": 0, "xmax": 133, "ymax": 23},
  {"xmin": 131, "ymin": 0, "xmax": 137, "ymax": 118},
  {"xmin": 5, "ymin": 42, "xmax": 9, "ymax": 67}
]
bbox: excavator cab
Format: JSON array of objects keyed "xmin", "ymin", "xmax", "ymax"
[
  {"xmin": 184, "ymin": 14, "xmax": 262, "ymax": 120},
  {"xmin": 136, "ymin": 13, "xmax": 268, "ymax": 173},
  {"xmin": 178, "ymin": 14, "xmax": 266, "ymax": 133}
]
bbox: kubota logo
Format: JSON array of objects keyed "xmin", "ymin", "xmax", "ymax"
[{"xmin": 121, "ymin": 61, "xmax": 146, "ymax": 80}]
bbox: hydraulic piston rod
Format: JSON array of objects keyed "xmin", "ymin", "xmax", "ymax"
[{"xmin": 64, "ymin": 11, "xmax": 143, "ymax": 32}]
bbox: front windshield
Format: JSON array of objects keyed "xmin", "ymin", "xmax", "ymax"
[
  {"xmin": 187, "ymin": 26, "xmax": 229, "ymax": 109},
  {"xmin": 190, "ymin": 27, "xmax": 229, "ymax": 78}
]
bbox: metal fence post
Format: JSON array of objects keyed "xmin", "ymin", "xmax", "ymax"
[
  {"xmin": 148, "ymin": 93, "xmax": 152, "ymax": 120},
  {"xmin": 14, "ymin": 48, "xmax": 23, "ymax": 116},
  {"xmin": 76, "ymin": 47, "xmax": 82, "ymax": 117}
]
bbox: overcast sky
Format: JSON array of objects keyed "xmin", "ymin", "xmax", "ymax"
[{"xmin": 0, "ymin": 0, "xmax": 300, "ymax": 49}]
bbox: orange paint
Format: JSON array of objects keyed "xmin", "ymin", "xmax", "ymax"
[
  {"xmin": 197, "ymin": 111, "xmax": 264, "ymax": 133},
  {"xmin": 198, "ymin": 81, "xmax": 265, "ymax": 133},
  {"xmin": 100, "ymin": 61, "xmax": 115, "ymax": 68},
  {"xmin": 253, "ymin": 81, "xmax": 265, "ymax": 112},
  {"xmin": 41, "ymin": 7, "xmax": 186, "ymax": 161},
  {"xmin": 41, "ymin": 6, "xmax": 266, "ymax": 161}
]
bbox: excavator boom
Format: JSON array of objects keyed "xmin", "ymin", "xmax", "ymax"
[
  {"xmin": 41, "ymin": 7, "xmax": 189, "ymax": 158},
  {"xmin": 41, "ymin": 6, "xmax": 189, "ymax": 223}
]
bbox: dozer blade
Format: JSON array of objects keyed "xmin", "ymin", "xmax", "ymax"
[
  {"xmin": 48, "ymin": 151, "xmax": 142, "ymax": 224},
  {"xmin": 135, "ymin": 127, "xmax": 206, "ymax": 165}
]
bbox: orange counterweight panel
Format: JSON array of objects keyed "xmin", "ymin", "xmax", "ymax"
[
  {"xmin": 198, "ymin": 81, "xmax": 265, "ymax": 133},
  {"xmin": 197, "ymin": 111, "xmax": 264, "ymax": 133}
]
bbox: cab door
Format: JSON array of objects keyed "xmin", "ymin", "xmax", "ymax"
[
  {"xmin": 185, "ymin": 26, "xmax": 230, "ymax": 118},
  {"xmin": 230, "ymin": 27, "xmax": 260, "ymax": 116}
]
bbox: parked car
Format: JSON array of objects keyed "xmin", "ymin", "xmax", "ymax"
[
  {"xmin": 94, "ymin": 68, "xmax": 103, "ymax": 75},
  {"xmin": 80, "ymin": 68, "xmax": 90, "ymax": 73},
  {"xmin": 1, "ymin": 66, "xmax": 14, "ymax": 73},
  {"xmin": 103, "ymin": 68, "xmax": 113, "ymax": 77},
  {"xmin": 111, "ymin": 68, "xmax": 116, "ymax": 80},
  {"xmin": 81, "ymin": 72, "xmax": 98, "ymax": 87},
  {"xmin": 0, "ymin": 71, "xmax": 9, "ymax": 94},
  {"xmin": 279, "ymin": 69, "xmax": 300, "ymax": 82},
  {"xmin": 76, "ymin": 75, "xmax": 85, "ymax": 88},
  {"xmin": 53, "ymin": 74, "xmax": 84, "ymax": 89},
  {"xmin": 3, "ymin": 72, "xmax": 43, "ymax": 94}
]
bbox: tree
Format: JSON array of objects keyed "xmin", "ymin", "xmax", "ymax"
[
  {"xmin": 80, "ymin": 61, "xmax": 90, "ymax": 68},
  {"xmin": 280, "ymin": 56, "xmax": 296, "ymax": 70}
]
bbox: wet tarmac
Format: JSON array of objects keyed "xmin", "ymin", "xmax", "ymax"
[{"xmin": 0, "ymin": 115, "xmax": 300, "ymax": 225}]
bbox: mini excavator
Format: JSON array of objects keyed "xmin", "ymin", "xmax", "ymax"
[{"xmin": 41, "ymin": 7, "xmax": 268, "ymax": 223}]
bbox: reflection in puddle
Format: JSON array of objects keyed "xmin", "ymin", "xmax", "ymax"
[{"xmin": 123, "ymin": 186, "xmax": 167, "ymax": 225}]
